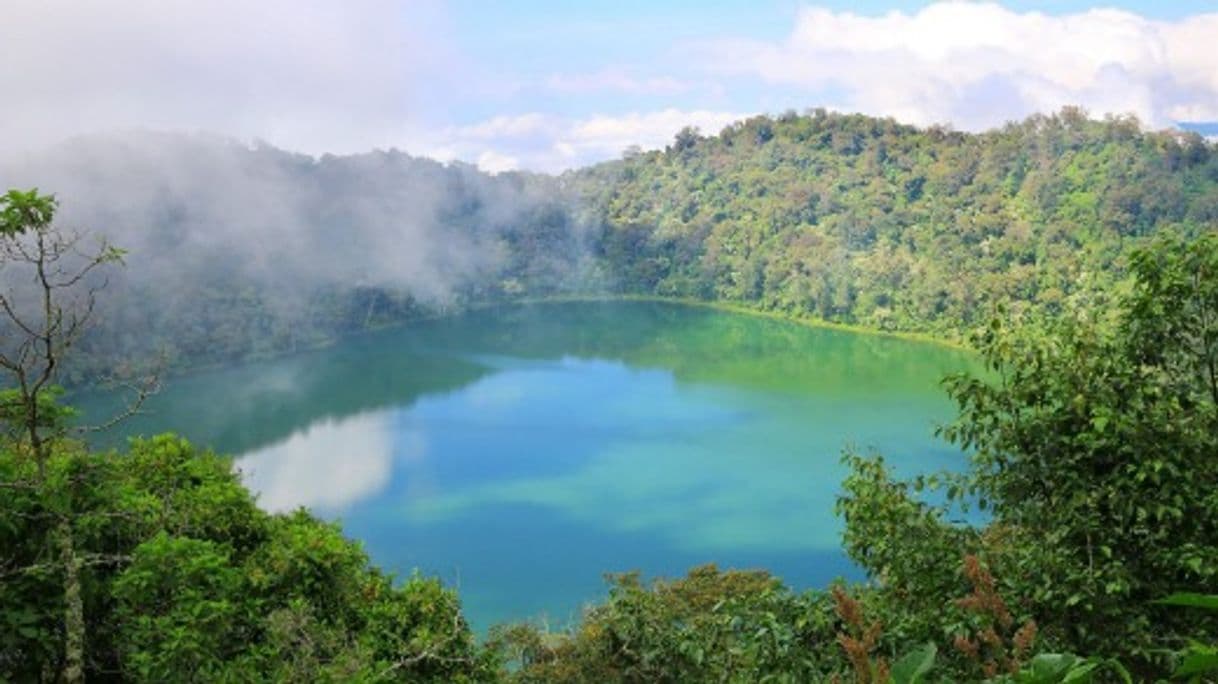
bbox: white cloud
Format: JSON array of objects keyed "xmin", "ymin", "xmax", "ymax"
[
  {"xmin": 459, "ymin": 114, "xmax": 554, "ymax": 141},
  {"xmin": 435, "ymin": 108, "xmax": 746, "ymax": 172},
  {"xmin": 567, "ymin": 109, "xmax": 743, "ymax": 157},
  {"xmin": 703, "ymin": 2, "xmax": 1218, "ymax": 130},
  {"xmin": 0, "ymin": 0, "xmax": 447, "ymax": 155},
  {"xmin": 5, "ymin": 1, "xmax": 1215, "ymax": 171},
  {"xmin": 476, "ymin": 150, "xmax": 520, "ymax": 174}
]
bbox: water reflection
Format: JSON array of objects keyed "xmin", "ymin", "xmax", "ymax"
[
  {"xmin": 237, "ymin": 412, "xmax": 401, "ymax": 513},
  {"xmin": 80, "ymin": 301, "xmax": 977, "ymax": 628},
  {"xmin": 393, "ymin": 360, "xmax": 961, "ymax": 555},
  {"xmin": 233, "ymin": 353, "xmax": 963, "ymax": 559}
]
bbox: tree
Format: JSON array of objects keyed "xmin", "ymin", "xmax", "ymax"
[
  {"xmin": 670, "ymin": 126, "xmax": 701, "ymax": 155},
  {"xmin": 0, "ymin": 190, "xmax": 488, "ymax": 681},
  {"xmin": 491, "ymin": 565, "xmax": 840, "ymax": 682},
  {"xmin": 0, "ymin": 189, "xmax": 154, "ymax": 682},
  {"xmin": 832, "ymin": 234, "xmax": 1218, "ymax": 679},
  {"xmin": 937, "ymin": 234, "xmax": 1218, "ymax": 669}
]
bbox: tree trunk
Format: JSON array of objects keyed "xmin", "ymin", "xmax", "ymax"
[{"xmin": 59, "ymin": 521, "xmax": 85, "ymax": 684}]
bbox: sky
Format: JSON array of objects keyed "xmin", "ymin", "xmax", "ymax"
[{"xmin": 3, "ymin": 1, "xmax": 1217, "ymax": 172}]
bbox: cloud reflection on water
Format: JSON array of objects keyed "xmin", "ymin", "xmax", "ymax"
[
  {"xmin": 388, "ymin": 358, "xmax": 881, "ymax": 554},
  {"xmin": 87, "ymin": 302, "xmax": 973, "ymax": 631},
  {"xmin": 233, "ymin": 355, "xmax": 959, "ymax": 557},
  {"xmin": 236, "ymin": 411, "xmax": 405, "ymax": 513}
]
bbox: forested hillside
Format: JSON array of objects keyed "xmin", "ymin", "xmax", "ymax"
[
  {"xmin": 4, "ymin": 109, "xmax": 1215, "ymax": 382},
  {"xmin": 3, "ymin": 183, "xmax": 1215, "ymax": 680},
  {"xmin": 579, "ymin": 107, "xmax": 1218, "ymax": 336},
  {"xmin": 6, "ymin": 0, "xmax": 1218, "ymax": 677}
]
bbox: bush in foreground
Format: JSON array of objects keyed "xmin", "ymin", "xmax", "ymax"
[{"xmin": 0, "ymin": 434, "xmax": 493, "ymax": 682}]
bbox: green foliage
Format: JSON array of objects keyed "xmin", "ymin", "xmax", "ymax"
[
  {"xmin": 0, "ymin": 188, "xmax": 56, "ymax": 236},
  {"xmin": 4, "ymin": 118, "xmax": 1217, "ymax": 680},
  {"xmin": 1161, "ymin": 593, "xmax": 1218, "ymax": 612},
  {"xmin": 836, "ymin": 451, "xmax": 985, "ymax": 649},
  {"xmin": 35, "ymin": 110, "xmax": 1218, "ymax": 386},
  {"xmin": 985, "ymin": 653, "xmax": 1131, "ymax": 684},
  {"xmin": 1158, "ymin": 593, "xmax": 1218, "ymax": 681},
  {"xmin": 0, "ymin": 433, "xmax": 493, "ymax": 682},
  {"xmin": 889, "ymin": 643, "xmax": 936, "ymax": 684},
  {"xmin": 832, "ymin": 235, "xmax": 1218, "ymax": 679},
  {"xmin": 881, "ymin": 645, "xmax": 1131, "ymax": 684},
  {"xmin": 493, "ymin": 565, "xmax": 840, "ymax": 683},
  {"xmin": 0, "ymin": 386, "xmax": 76, "ymax": 437},
  {"xmin": 111, "ymin": 534, "xmax": 244, "ymax": 680},
  {"xmin": 1124, "ymin": 232, "xmax": 1218, "ymax": 407},
  {"xmin": 940, "ymin": 235, "xmax": 1218, "ymax": 665},
  {"xmin": 1172, "ymin": 645, "xmax": 1218, "ymax": 682},
  {"xmin": 575, "ymin": 109, "xmax": 1216, "ymax": 340}
]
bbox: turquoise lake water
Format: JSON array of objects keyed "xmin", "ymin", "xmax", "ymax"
[{"xmin": 77, "ymin": 301, "xmax": 976, "ymax": 629}]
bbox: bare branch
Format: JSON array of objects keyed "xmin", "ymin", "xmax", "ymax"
[
  {"xmin": 76, "ymin": 373, "xmax": 162, "ymax": 435},
  {"xmin": 374, "ymin": 605, "xmax": 473, "ymax": 679},
  {"xmin": 0, "ymin": 291, "xmax": 41, "ymax": 340},
  {"xmin": 50, "ymin": 254, "xmax": 113, "ymax": 289},
  {"xmin": 0, "ymin": 554, "xmax": 133, "ymax": 580}
]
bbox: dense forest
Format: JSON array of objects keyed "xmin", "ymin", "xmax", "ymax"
[
  {"xmin": 578, "ymin": 107, "xmax": 1218, "ymax": 336},
  {"xmin": 2, "ymin": 109, "xmax": 1217, "ymax": 681},
  {"xmin": 3, "ymin": 108, "xmax": 1216, "ymax": 381}
]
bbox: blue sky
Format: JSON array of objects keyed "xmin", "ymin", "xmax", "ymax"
[
  {"xmin": 424, "ymin": 0, "xmax": 1218, "ymax": 125},
  {"xmin": 3, "ymin": 1, "xmax": 1217, "ymax": 171}
]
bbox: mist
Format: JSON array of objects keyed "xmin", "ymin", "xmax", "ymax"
[{"xmin": 0, "ymin": 131, "xmax": 597, "ymax": 379}]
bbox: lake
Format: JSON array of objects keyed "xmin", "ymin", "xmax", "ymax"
[{"xmin": 76, "ymin": 301, "xmax": 975, "ymax": 630}]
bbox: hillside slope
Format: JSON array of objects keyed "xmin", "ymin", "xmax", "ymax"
[
  {"xmin": 576, "ymin": 108, "xmax": 1218, "ymax": 336},
  {"xmin": 4, "ymin": 110, "xmax": 1216, "ymax": 378}
]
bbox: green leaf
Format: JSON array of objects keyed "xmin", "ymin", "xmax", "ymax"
[
  {"xmin": 1157, "ymin": 593, "xmax": 1218, "ymax": 611},
  {"xmin": 1175, "ymin": 650, "xmax": 1218, "ymax": 677},
  {"xmin": 1060, "ymin": 661, "xmax": 1098, "ymax": 682},
  {"xmin": 890, "ymin": 642, "xmax": 936, "ymax": 684},
  {"xmin": 1026, "ymin": 653, "xmax": 1079, "ymax": 680}
]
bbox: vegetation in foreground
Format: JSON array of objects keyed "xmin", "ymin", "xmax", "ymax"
[
  {"xmin": 491, "ymin": 231, "xmax": 1218, "ymax": 682},
  {"xmin": 2, "ymin": 187, "xmax": 1217, "ymax": 680}
]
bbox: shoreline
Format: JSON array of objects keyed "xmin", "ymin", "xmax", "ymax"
[
  {"xmin": 504, "ymin": 293, "xmax": 971, "ymax": 352},
  {"xmin": 70, "ymin": 293, "xmax": 972, "ymax": 398}
]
